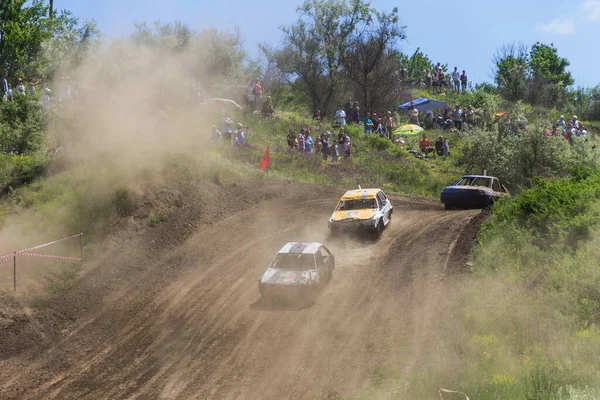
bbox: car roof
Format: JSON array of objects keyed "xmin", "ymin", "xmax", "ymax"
[
  {"xmin": 340, "ymin": 188, "xmax": 381, "ymax": 200},
  {"xmin": 460, "ymin": 175, "xmax": 496, "ymax": 179},
  {"xmin": 278, "ymin": 242, "xmax": 323, "ymax": 255}
]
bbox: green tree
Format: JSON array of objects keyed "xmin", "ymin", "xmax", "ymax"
[
  {"xmin": 341, "ymin": 7, "xmax": 405, "ymax": 111},
  {"xmin": 526, "ymin": 42, "xmax": 573, "ymax": 107},
  {"xmin": 264, "ymin": 0, "xmax": 372, "ymax": 116},
  {"xmin": 396, "ymin": 47, "xmax": 435, "ymax": 87},
  {"xmin": 0, "ymin": 0, "xmax": 84, "ymax": 79},
  {"xmin": 528, "ymin": 42, "xmax": 573, "ymax": 87},
  {"xmin": 493, "ymin": 43, "xmax": 528, "ymax": 101}
]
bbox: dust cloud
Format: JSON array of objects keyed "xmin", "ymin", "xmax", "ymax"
[{"xmin": 0, "ymin": 38, "xmax": 231, "ymax": 291}]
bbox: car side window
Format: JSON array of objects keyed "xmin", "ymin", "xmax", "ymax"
[
  {"xmin": 319, "ymin": 247, "xmax": 329, "ymax": 259},
  {"xmin": 492, "ymin": 179, "xmax": 502, "ymax": 192},
  {"xmin": 376, "ymin": 193, "xmax": 385, "ymax": 209}
]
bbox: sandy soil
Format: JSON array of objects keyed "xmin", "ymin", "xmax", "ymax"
[{"xmin": 0, "ymin": 180, "xmax": 480, "ymax": 399}]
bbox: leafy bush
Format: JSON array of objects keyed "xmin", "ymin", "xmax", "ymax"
[
  {"xmin": 458, "ymin": 128, "xmax": 596, "ymax": 190},
  {"xmin": 113, "ymin": 187, "xmax": 136, "ymax": 217},
  {"xmin": 480, "ymin": 167, "xmax": 600, "ymax": 248},
  {"xmin": 0, "ymin": 95, "xmax": 48, "ymax": 155}
]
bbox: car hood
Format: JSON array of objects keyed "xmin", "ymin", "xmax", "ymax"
[
  {"xmin": 330, "ymin": 209, "xmax": 376, "ymax": 222},
  {"xmin": 260, "ymin": 268, "xmax": 319, "ymax": 285}
]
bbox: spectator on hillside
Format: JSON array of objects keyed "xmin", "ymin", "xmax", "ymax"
[
  {"xmin": 287, "ymin": 130, "xmax": 298, "ymax": 150},
  {"xmin": 424, "ymin": 110, "xmax": 435, "ymax": 129},
  {"xmin": 312, "ymin": 109, "xmax": 322, "ymax": 121},
  {"xmin": 211, "ymin": 125, "xmax": 222, "ymax": 141},
  {"xmin": 233, "ymin": 124, "xmax": 245, "ymax": 147},
  {"xmin": 363, "ymin": 112, "xmax": 374, "ymax": 134},
  {"xmin": 28, "ymin": 79, "xmax": 38, "ymax": 95},
  {"xmin": 222, "ymin": 117, "xmax": 234, "ymax": 141},
  {"xmin": 443, "ymin": 106, "xmax": 451, "ymax": 121},
  {"xmin": 452, "ymin": 67, "xmax": 460, "ymax": 92},
  {"xmin": 344, "ymin": 99, "xmax": 353, "ymax": 119},
  {"xmin": 460, "ymin": 70, "xmax": 468, "ymax": 92},
  {"xmin": 315, "ymin": 136, "xmax": 323, "ymax": 155},
  {"xmin": 435, "ymin": 136, "xmax": 450, "ymax": 156},
  {"xmin": 345, "ymin": 138, "xmax": 352, "ymax": 158},
  {"xmin": 352, "ymin": 106, "xmax": 361, "ymax": 124},
  {"xmin": 298, "ymin": 129, "xmax": 306, "ymax": 153},
  {"xmin": 372, "ymin": 113, "xmax": 381, "ymax": 136},
  {"xmin": 419, "ymin": 134, "xmax": 433, "ymax": 157},
  {"xmin": 399, "ymin": 67, "xmax": 407, "ymax": 84},
  {"xmin": 16, "ymin": 78, "xmax": 26, "ymax": 95},
  {"xmin": 424, "ymin": 69, "xmax": 432, "ymax": 88},
  {"xmin": 0, "ymin": 72, "xmax": 8, "ymax": 101},
  {"xmin": 409, "ymin": 107, "xmax": 420, "ymax": 126},
  {"xmin": 466, "ymin": 106, "xmax": 476, "ymax": 127},
  {"xmin": 330, "ymin": 131, "xmax": 339, "ymax": 162},
  {"xmin": 321, "ymin": 132, "xmax": 331, "ymax": 160},
  {"xmin": 42, "ymin": 88, "xmax": 51, "ymax": 108},
  {"xmin": 453, "ymin": 104, "xmax": 463, "ymax": 130},
  {"xmin": 261, "ymin": 96, "xmax": 275, "ymax": 116},
  {"xmin": 335, "ymin": 105, "xmax": 346, "ymax": 126},
  {"xmin": 305, "ymin": 130, "xmax": 314, "ymax": 155},
  {"xmin": 385, "ymin": 111, "xmax": 395, "ymax": 138},
  {"xmin": 435, "ymin": 62, "xmax": 443, "ymax": 75},
  {"xmin": 337, "ymin": 128, "xmax": 347, "ymax": 161},
  {"xmin": 571, "ymin": 115, "xmax": 580, "ymax": 130},
  {"xmin": 555, "ymin": 115, "xmax": 566, "ymax": 134},
  {"xmin": 253, "ymin": 79, "xmax": 263, "ymax": 106},
  {"xmin": 7, "ymin": 83, "xmax": 14, "ymax": 101},
  {"xmin": 437, "ymin": 71, "xmax": 448, "ymax": 92}
]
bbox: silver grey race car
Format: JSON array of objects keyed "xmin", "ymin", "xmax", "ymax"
[{"xmin": 258, "ymin": 242, "xmax": 335, "ymax": 304}]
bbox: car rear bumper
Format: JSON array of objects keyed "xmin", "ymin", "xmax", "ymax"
[{"xmin": 329, "ymin": 219, "xmax": 377, "ymax": 231}]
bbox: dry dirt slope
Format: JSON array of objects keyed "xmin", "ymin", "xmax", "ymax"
[{"xmin": 0, "ymin": 180, "xmax": 480, "ymax": 399}]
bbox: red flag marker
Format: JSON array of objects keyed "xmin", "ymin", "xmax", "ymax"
[{"xmin": 260, "ymin": 146, "xmax": 270, "ymax": 174}]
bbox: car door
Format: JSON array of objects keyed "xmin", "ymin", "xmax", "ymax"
[
  {"xmin": 378, "ymin": 192, "xmax": 392, "ymax": 225},
  {"xmin": 320, "ymin": 246, "xmax": 335, "ymax": 270},
  {"xmin": 491, "ymin": 179, "xmax": 505, "ymax": 199}
]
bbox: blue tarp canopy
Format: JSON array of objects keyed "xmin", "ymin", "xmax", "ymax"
[{"xmin": 397, "ymin": 97, "xmax": 447, "ymax": 112}]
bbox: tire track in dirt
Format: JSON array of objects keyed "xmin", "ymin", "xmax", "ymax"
[{"xmin": 0, "ymin": 183, "xmax": 480, "ymax": 400}]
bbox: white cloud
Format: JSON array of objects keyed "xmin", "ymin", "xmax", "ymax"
[
  {"xmin": 580, "ymin": 0, "xmax": 600, "ymax": 21},
  {"xmin": 536, "ymin": 18, "xmax": 575, "ymax": 35}
]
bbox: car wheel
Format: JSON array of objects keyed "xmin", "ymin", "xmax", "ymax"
[
  {"xmin": 374, "ymin": 220, "xmax": 383, "ymax": 238},
  {"xmin": 444, "ymin": 203, "xmax": 452, "ymax": 210}
]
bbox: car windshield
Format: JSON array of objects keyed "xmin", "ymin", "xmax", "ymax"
[
  {"xmin": 271, "ymin": 253, "xmax": 316, "ymax": 271},
  {"xmin": 337, "ymin": 198, "xmax": 377, "ymax": 210},
  {"xmin": 455, "ymin": 177, "xmax": 492, "ymax": 188}
]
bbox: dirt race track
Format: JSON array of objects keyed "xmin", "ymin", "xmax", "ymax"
[{"xmin": 0, "ymin": 180, "xmax": 481, "ymax": 399}]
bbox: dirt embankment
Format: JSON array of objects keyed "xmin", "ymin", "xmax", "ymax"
[{"xmin": 0, "ymin": 180, "xmax": 484, "ymax": 399}]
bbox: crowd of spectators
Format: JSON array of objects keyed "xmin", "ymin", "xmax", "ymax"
[
  {"xmin": 407, "ymin": 63, "xmax": 468, "ymax": 93},
  {"xmin": 286, "ymin": 127, "xmax": 351, "ymax": 161},
  {"xmin": 244, "ymin": 79, "xmax": 275, "ymax": 117},
  {"xmin": 552, "ymin": 114, "xmax": 588, "ymax": 142},
  {"xmin": 0, "ymin": 70, "xmax": 73, "ymax": 109},
  {"xmin": 407, "ymin": 102, "xmax": 477, "ymax": 131},
  {"xmin": 334, "ymin": 100, "xmax": 397, "ymax": 140},
  {"xmin": 212, "ymin": 117, "xmax": 250, "ymax": 147}
]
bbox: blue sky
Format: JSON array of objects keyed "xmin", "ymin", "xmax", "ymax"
[{"xmin": 56, "ymin": 0, "xmax": 600, "ymax": 88}]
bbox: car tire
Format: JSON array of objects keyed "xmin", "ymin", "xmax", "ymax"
[
  {"xmin": 444, "ymin": 203, "xmax": 452, "ymax": 210},
  {"xmin": 374, "ymin": 220, "xmax": 383, "ymax": 238}
]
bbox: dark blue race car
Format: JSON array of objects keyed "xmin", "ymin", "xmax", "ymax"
[{"xmin": 441, "ymin": 175, "xmax": 510, "ymax": 210}]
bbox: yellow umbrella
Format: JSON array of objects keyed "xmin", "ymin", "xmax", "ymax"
[{"xmin": 393, "ymin": 124, "xmax": 424, "ymax": 136}]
